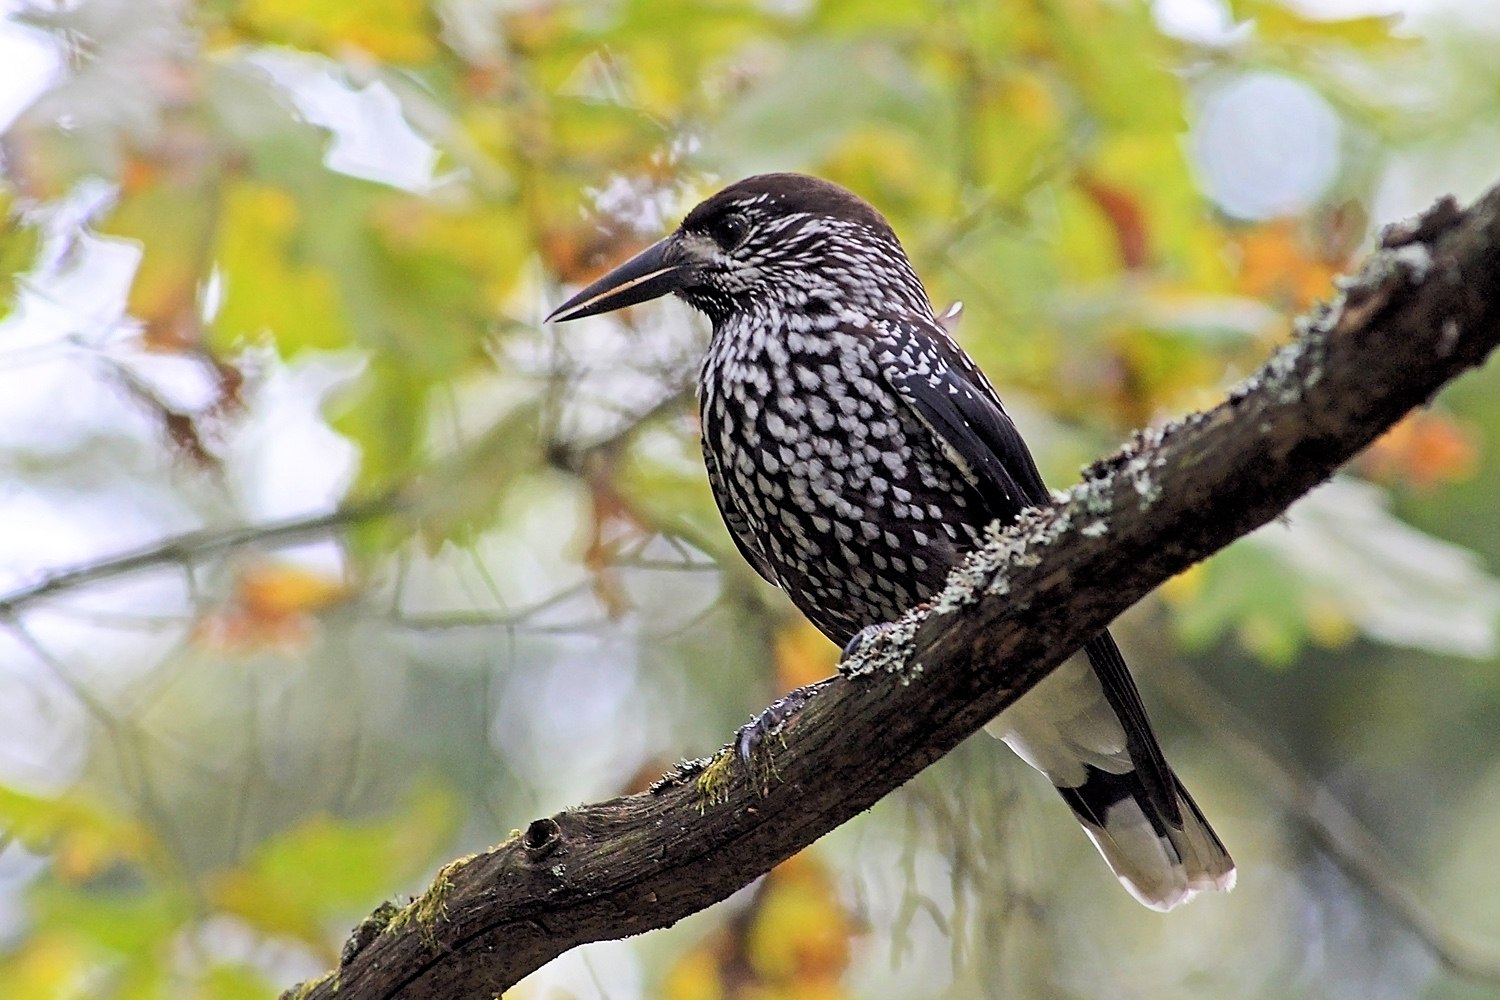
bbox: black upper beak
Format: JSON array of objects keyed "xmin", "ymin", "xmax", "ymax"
[{"xmin": 545, "ymin": 236, "xmax": 692, "ymax": 322}]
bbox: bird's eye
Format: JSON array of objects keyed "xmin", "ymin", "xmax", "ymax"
[{"xmin": 709, "ymin": 213, "xmax": 750, "ymax": 250}]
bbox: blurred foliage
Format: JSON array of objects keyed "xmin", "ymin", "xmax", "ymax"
[
  {"xmin": 662, "ymin": 852, "xmax": 858, "ymax": 1000},
  {"xmin": 1, "ymin": 0, "xmax": 1500, "ymax": 998}
]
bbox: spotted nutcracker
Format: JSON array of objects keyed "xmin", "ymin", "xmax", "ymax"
[{"xmin": 547, "ymin": 173, "xmax": 1234, "ymax": 909}]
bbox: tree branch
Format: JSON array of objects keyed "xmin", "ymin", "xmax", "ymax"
[
  {"xmin": 287, "ymin": 186, "xmax": 1500, "ymax": 1000},
  {"xmin": 0, "ymin": 496, "xmax": 400, "ymax": 620}
]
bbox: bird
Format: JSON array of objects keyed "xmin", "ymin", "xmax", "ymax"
[{"xmin": 547, "ymin": 172, "xmax": 1235, "ymax": 910}]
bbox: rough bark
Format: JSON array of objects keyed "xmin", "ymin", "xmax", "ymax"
[{"xmin": 283, "ymin": 186, "xmax": 1500, "ymax": 1000}]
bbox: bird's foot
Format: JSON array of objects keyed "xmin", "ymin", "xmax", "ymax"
[
  {"xmin": 735, "ymin": 682, "xmax": 821, "ymax": 764},
  {"xmin": 839, "ymin": 617, "xmax": 926, "ymax": 680},
  {"xmin": 841, "ymin": 622, "xmax": 891, "ymax": 661},
  {"xmin": 693, "ymin": 678, "xmax": 833, "ymax": 801}
]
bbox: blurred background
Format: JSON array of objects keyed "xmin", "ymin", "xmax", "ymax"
[{"xmin": 2, "ymin": 0, "xmax": 1500, "ymax": 997}]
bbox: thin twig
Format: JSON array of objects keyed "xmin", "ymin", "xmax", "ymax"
[
  {"xmin": 390, "ymin": 582, "xmax": 595, "ymax": 632},
  {"xmin": 0, "ymin": 494, "xmax": 401, "ymax": 619},
  {"xmin": 1155, "ymin": 658, "xmax": 1500, "ymax": 985}
]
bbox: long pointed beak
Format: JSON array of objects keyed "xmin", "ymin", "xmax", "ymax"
[{"xmin": 545, "ymin": 236, "xmax": 692, "ymax": 322}]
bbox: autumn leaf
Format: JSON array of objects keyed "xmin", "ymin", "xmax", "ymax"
[
  {"xmin": 661, "ymin": 851, "xmax": 858, "ymax": 1000},
  {"xmin": 102, "ymin": 137, "xmax": 223, "ymax": 353},
  {"xmin": 1358, "ymin": 411, "xmax": 1479, "ymax": 491},
  {"xmin": 237, "ymin": 562, "xmax": 350, "ymax": 617},
  {"xmin": 235, "ymin": 0, "xmax": 438, "ymax": 63},
  {"xmin": 0, "ymin": 788, "xmax": 159, "ymax": 882},
  {"xmin": 1078, "ymin": 173, "xmax": 1150, "ymax": 271},
  {"xmin": 539, "ymin": 222, "xmax": 647, "ymax": 286},
  {"xmin": 581, "ymin": 463, "xmax": 646, "ymax": 620},
  {"xmin": 1233, "ymin": 219, "xmax": 1350, "ymax": 314},
  {"xmin": 775, "ymin": 619, "xmax": 839, "ymax": 693},
  {"xmin": 195, "ymin": 561, "xmax": 352, "ymax": 652}
]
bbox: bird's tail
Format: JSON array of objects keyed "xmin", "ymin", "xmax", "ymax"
[
  {"xmin": 985, "ymin": 646, "xmax": 1235, "ymax": 910},
  {"xmin": 1053, "ymin": 760, "xmax": 1236, "ymax": 910}
]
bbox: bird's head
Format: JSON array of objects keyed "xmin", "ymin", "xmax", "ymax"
[{"xmin": 546, "ymin": 173, "xmax": 931, "ymax": 326}]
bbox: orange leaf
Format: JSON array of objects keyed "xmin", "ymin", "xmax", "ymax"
[
  {"xmin": 1359, "ymin": 411, "xmax": 1478, "ymax": 491},
  {"xmin": 541, "ymin": 224, "xmax": 643, "ymax": 287},
  {"xmin": 1079, "ymin": 174, "xmax": 1150, "ymax": 271},
  {"xmin": 195, "ymin": 562, "xmax": 350, "ymax": 653},
  {"xmin": 582, "ymin": 476, "xmax": 643, "ymax": 620},
  {"xmin": 237, "ymin": 562, "xmax": 351, "ymax": 618},
  {"xmin": 1234, "ymin": 220, "xmax": 1349, "ymax": 313},
  {"xmin": 775, "ymin": 620, "xmax": 839, "ymax": 694}
]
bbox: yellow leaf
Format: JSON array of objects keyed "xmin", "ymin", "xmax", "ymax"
[
  {"xmin": 0, "ymin": 787, "xmax": 158, "ymax": 879},
  {"xmin": 748, "ymin": 854, "xmax": 855, "ymax": 987},
  {"xmin": 237, "ymin": 562, "xmax": 350, "ymax": 618},
  {"xmin": 1240, "ymin": 1, "xmax": 1408, "ymax": 49},
  {"xmin": 0, "ymin": 934, "xmax": 93, "ymax": 998},
  {"xmin": 194, "ymin": 561, "xmax": 351, "ymax": 653},
  {"xmin": 212, "ymin": 181, "xmax": 351, "ymax": 354},
  {"xmin": 1306, "ymin": 597, "xmax": 1357, "ymax": 649},
  {"xmin": 238, "ymin": 0, "xmax": 436, "ymax": 62},
  {"xmin": 661, "ymin": 947, "xmax": 724, "ymax": 1000},
  {"xmin": 1160, "ymin": 563, "xmax": 1205, "ymax": 606},
  {"xmin": 659, "ymin": 852, "xmax": 856, "ymax": 1000}
]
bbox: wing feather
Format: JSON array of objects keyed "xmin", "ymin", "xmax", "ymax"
[{"xmin": 875, "ymin": 316, "xmax": 1177, "ymax": 820}]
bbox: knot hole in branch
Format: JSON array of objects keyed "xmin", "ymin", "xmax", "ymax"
[{"xmin": 523, "ymin": 816, "xmax": 563, "ymax": 862}]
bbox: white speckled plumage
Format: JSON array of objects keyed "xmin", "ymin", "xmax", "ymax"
[{"xmin": 700, "ymin": 301, "xmax": 986, "ymax": 638}]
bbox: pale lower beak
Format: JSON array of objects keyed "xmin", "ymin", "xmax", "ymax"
[{"xmin": 546, "ymin": 236, "xmax": 693, "ymax": 322}]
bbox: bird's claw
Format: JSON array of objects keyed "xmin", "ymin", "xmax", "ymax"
[
  {"xmin": 733, "ymin": 680, "xmax": 832, "ymax": 764},
  {"xmin": 842, "ymin": 622, "xmax": 891, "ymax": 660},
  {"xmin": 734, "ymin": 691, "xmax": 804, "ymax": 764}
]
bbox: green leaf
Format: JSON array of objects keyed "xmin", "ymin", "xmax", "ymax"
[
  {"xmin": 0, "ymin": 786, "xmax": 157, "ymax": 872},
  {"xmin": 1171, "ymin": 477, "xmax": 1500, "ymax": 665},
  {"xmin": 1251, "ymin": 477, "xmax": 1500, "ymax": 659},
  {"xmin": 28, "ymin": 874, "xmax": 188, "ymax": 960},
  {"xmin": 1170, "ymin": 541, "xmax": 1318, "ymax": 666},
  {"xmin": 0, "ymin": 193, "xmax": 41, "ymax": 320},
  {"xmin": 702, "ymin": 41, "xmax": 932, "ymax": 175},
  {"xmin": 1231, "ymin": 0, "xmax": 1408, "ymax": 49},
  {"xmin": 210, "ymin": 180, "xmax": 353, "ymax": 354},
  {"xmin": 196, "ymin": 964, "xmax": 278, "ymax": 1000},
  {"xmin": 207, "ymin": 786, "xmax": 458, "ymax": 942},
  {"xmin": 409, "ymin": 399, "xmax": 546, "ymax": 550},
  {"xmin": 327, "ymin": 353, "xmax": 433, "ymax": 496}
]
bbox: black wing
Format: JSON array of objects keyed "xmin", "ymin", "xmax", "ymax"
[
  {"xmin": 875, "ymin": 316, "xmax": 1178, "ymax": 821},
  {"xmin": 878, "ymin": 334, "xmax": 1049, "ymax": 513}
]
